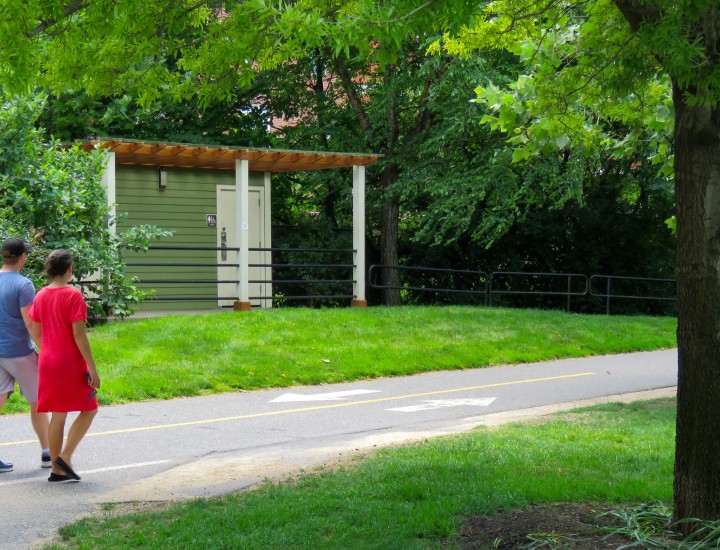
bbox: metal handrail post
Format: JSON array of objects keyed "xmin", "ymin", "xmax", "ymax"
[
  {"xmin": 606, "ymin": 277, "xmax": 612, "ymax": 315},
  {"xmin": 567, "ymin": 274, "xmax": 571, "ymax": 312},
  {"xmin": 488, "ymin": 273, "xmax": 493, "ymax": 307}
]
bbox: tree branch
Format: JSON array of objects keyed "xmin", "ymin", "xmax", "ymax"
[
  {"xmin": 385, "ymin": 64, "xmax": 399, "ymax": 148},
  {"xmin": 409, "ymin": 63, "xmax": 447, "ymax": 139},
  {"xmin": 363, "ymin": 0, "xmax": 438, "ymax": 25},
  {"xmin": 333, "ymin": 55, "xmax": 374, "ymax": 135},
  {"xmin": 30, "ymin": 0, "xmax": 89, "ymax": 36},
  {"xmin": 487, "ymin": 0, "xmax": 582, "ymax": 36},
  {"xmin": 613, "ymin": 1, "xmax": 663, "ymax": 32},
  {"xmin": 565, "ymin": 32, "xmax": 637, "ymax": 96}
]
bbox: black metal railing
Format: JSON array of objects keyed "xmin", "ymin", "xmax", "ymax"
[
  {"xmin": 368, "ymin": 264, "xmax": 488, "ymax": 303},
  {"xmin": 125, "ymin": 245, "xmax": 355, "ymax": 305},
  {"xmin": 488, "ymin": 272, "xmax": 588, "ymax": 311},
  {"xmin": 369, "ymin": 265, "xmax": 674, "ymax": 315},
  {"xmin": 121, "ymin": 245, "xmax": 676, "ymax": 314},
  {"xmin": 589, "ymin": 275, "xmax": 676, "ymax": 315}
]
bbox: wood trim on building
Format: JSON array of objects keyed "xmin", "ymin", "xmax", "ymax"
[{"xmin": 80, "ymin": 139, "xmax": 380, "ymax": 173}]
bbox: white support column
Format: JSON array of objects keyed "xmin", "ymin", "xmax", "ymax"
[
  {"xmin": 234, "ymin": 159, "xmax": 251, "ymax": 311},
  {"xmin": 101, "ymin": 152, "xmax": 116, "ymax": 234},
  {"xmin": 352, "ymin": 165, "xmax": 367, "ymax": 307},
  {"xmin": 264, "ymin": 172, "xmax": 273, "ymax": 308}
]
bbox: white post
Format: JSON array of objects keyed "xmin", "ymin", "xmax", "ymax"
[
  {"xmin": 101, "ymin": 152, "xmax": 116, "ymax": 235},
  {"xmin": 352, "ymin": 165, "xmax": 367, "ymax": 306},
  {"xmin": 235, "ymin": 159, "xmax": 251, "ymax": 310},
  {"xmin": 263, "ymin": 172, "xmax": 273, "ymax": 308}
]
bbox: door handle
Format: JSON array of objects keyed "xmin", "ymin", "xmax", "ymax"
[{"xmin": 220, "ymin": 227, "xmax": 227, "ymax": 261}]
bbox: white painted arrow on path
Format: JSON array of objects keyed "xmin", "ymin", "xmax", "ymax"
[
  {"xmin": 387, "ymin": 397, "xmax": 496, "ymax": 412},
  {"xmin": 270, "ymin": 389, "xmax": 382, "ymax": 403}
]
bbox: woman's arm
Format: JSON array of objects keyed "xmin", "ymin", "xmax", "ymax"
[{"xmin": 72, "ymin": 320, "xmax": 100, "ymax": 388}]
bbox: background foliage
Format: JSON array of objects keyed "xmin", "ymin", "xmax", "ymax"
[{"xmin": 0, "ymin": 91, "xmax": 170, "ymax": 317}]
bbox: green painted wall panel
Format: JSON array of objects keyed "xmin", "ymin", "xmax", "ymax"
[{"xmin": 115, "ymin": 165, "xmax": 264, "ymax": 311}]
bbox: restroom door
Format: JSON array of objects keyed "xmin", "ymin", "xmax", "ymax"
[{"xmin": 216, "ymin": 185, "xmax": 268, "ymax": 307}]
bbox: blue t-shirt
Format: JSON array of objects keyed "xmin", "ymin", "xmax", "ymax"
[{"xmin": 0, "ymin": 271, "xmax": 36, "ymax": 358}]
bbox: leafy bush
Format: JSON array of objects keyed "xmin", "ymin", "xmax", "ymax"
[{"xmin": 0, "ymin": 91, "xmax": 170, "ymax": 317}]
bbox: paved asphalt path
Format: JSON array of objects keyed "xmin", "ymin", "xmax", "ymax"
[{"xmin": 0, "ymin": 349, "xmax": 677, "ymax": 549}]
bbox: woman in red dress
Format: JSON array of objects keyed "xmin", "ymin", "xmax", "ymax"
[{"xmin": 28, "ymin": 250, "xmax": 100, "ymax": 483}]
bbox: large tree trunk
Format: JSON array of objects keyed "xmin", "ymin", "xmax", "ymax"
[
  {"xmin": 380, "ymin": 163, "xmax": 401, "ymax": 306},
  {"xmin": 672, "ymin": 83, "xmax": 720, "ymax": 527}
]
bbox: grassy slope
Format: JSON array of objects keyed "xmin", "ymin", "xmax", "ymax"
[
  {"xmin": 92, "ymin": 306, "xmax": 676, "ymax": 401},
  {"xmin": 4, "ymin": 306, "xmax": 677, "ymax": 411},
  {"xmin": 48, "ymin": 399, "xmax": 676, "ymax": 549}
]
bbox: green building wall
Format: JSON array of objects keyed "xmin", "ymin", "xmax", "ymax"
[{"xmin": 115, "ymin": 165, "xmax": 264, "ymax": 311}]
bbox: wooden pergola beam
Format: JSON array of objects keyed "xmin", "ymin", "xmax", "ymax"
[{"xmin": 80, "ymin": 139, "xmax": 380, "ymax": 172}]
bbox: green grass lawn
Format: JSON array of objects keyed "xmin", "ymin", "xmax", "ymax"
[
  {"xmin": 4, "ymin": 306, "xmax": 676, "ymax": 413},
  {"xmin": 45, "ymin": 399, "xmax": 676, "ymax": 549}
]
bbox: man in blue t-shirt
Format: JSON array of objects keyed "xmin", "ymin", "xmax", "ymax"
[{"xmin": 0, "ymin": 237, "xmax": 50, "ymax": 472}]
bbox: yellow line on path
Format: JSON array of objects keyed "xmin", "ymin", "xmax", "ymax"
[{"xmin": 0, "ymin": 372, "xmax": 595, "ymax": 447}]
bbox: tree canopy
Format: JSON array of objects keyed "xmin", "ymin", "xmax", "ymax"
[{"xmin": 0, "ymin": 0, "xmax": 477, "ymax": 106}]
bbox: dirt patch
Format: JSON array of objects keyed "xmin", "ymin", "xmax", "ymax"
[
  {"xmin": 98, "ymin": 500, "xmax": 176, "ymax": 517},
  {"xmin": 456, "ymin": 503, "xmax": 635, "ymax": 549}
]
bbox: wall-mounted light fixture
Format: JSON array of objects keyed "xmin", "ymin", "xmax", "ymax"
[{"xmin": 158, "ymin": 167, "xmax": 168, "ymax": 191}]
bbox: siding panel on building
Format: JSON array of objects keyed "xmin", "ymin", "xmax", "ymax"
[{"xmin": 115, "ymin": 166, "xmax": 264, "ymax": 311}]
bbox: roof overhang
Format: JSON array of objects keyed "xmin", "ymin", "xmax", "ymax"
[{"xmin": 79, "ymin": 139, "xmax": 381, "ymax": 173}]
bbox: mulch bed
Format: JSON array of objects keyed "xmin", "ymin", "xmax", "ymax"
[{"xmin": 456, "ymin": 503, "xmax": 638, "ymax": 549}]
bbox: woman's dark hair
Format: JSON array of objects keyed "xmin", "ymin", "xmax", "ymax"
[{"xmin": 45, "ymin": 249, "xmax": 73, "ymax": 279}]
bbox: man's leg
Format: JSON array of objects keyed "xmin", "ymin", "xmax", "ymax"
[
  {"xmin": 0, "ymin": 360, "xmax": 14, "ymax": 411},
  {"xmin": 0, "ymin": 391, "xmax": 13, "ymax": 471},
  {"xmin": 11, "ymin": 353, "xmax": 51, "ymax": 464},
  {"xmin": 28, "ymin": 402, "xmax": 50, "ymax": 446},
  {"xmin": 0, "ymin": 360, "xmax": 17, "ymax": 471}
]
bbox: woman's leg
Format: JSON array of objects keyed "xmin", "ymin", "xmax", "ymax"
[
  {"xmin": 48, "ymin": 412, "xmax": 67, "ymax": 475},
  {"xmin": 58, "ymin": 409, "xmax": 97, "ymax": 466}
]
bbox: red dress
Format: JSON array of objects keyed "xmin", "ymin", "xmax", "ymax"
[{"xmin": 28, "ymin": 286, "xmax": 98, "ymax": 412}]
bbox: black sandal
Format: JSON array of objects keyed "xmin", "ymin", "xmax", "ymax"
[
  {"xmin": 53, "ymin": 457, "xmax": 81, "ymax": 481},
  {"xmin": 48, "ymin": 472, "xmax": 77, "ymax": 483}
]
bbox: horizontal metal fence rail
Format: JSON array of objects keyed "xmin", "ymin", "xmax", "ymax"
[
  {"xmin": 369, "ymin": 266, "xmax": 674, "ymax": 314},
  {"xmin": 121, "ymin": 248, "xmax": 676, "ymax": 313},
  {"xmin": 129, "ymin": 246, "xmax": 353, "ymax": 253},
  {"xmin": 369, "ymin": 264, "xmax": 488, "ymax": 302},
  {"xmin": 136, "ymin": 280, "xmax": 238, "ymax": 284},
  {"xmin": 125, "ymin": 245, "xmax": 355, "ymax": 304},
  {"xmin": 489, "ymin": 272, "xmax": 589, "ymax": 311},
  {"xmin": 249, "ymin": 279, "xmax": 354, "ymax": 285},
  {"xmin": 249, "ymin": 264, "xmax": 353, "ymax": 268},
  {"xmin": 249, "ymin": 295, "xmax": 354, "ymax": 301},
  {"xmin": 589, "ymin": 275, "xmax": 677, "ymax": 315},
  {"xmin": 255, "ymin": 246, "xmax": 354, "ymax": 302},
  {"xmin": 140, "ymin": 296, "xmax": 240, "ymax": 301}
]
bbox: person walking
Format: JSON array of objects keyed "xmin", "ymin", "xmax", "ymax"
[
  {"xmin": 28, "ymin": 249, "xmax": 100, "ymax": 483},
  {"xmin": 0, "ymin": 237, "xmax": 51, "ymax": 473}
]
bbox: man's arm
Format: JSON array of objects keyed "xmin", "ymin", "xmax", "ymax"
[{"xmin": 21, "ymin": 305, "xmax": 41, "ymax": 349}]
